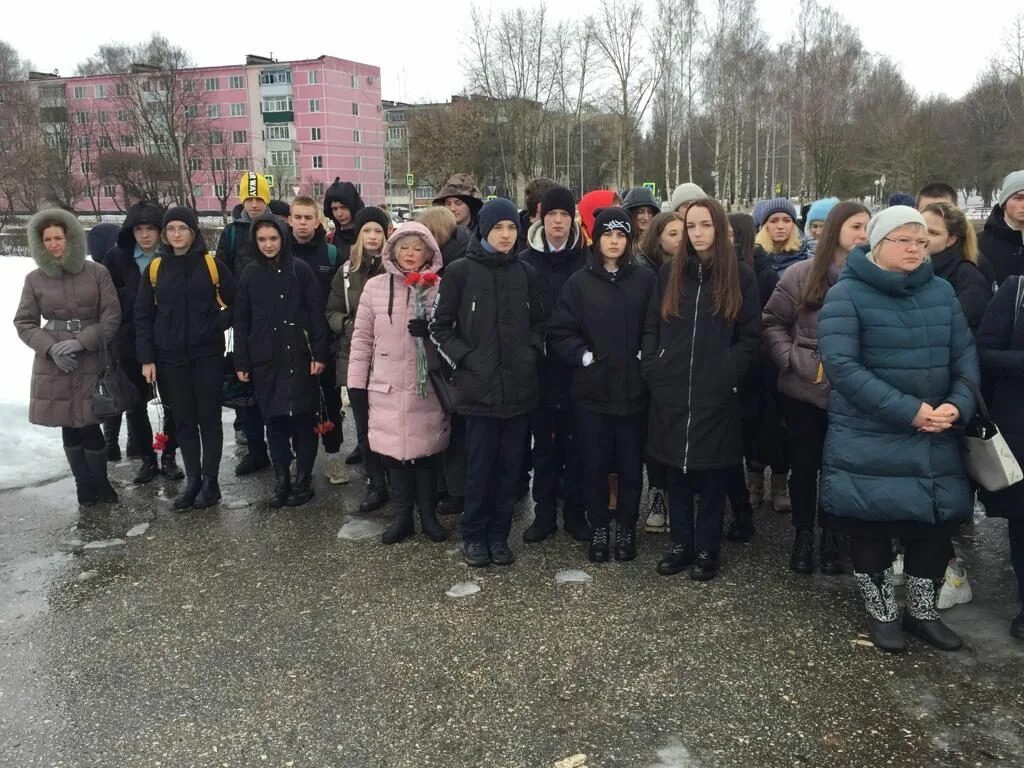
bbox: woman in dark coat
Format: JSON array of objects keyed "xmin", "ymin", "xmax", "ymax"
[
  {"xmin": 976, "ymin": 278, "xmax": 1024, "ymax": 640},
  {"xmin": 235, "ymin": 213, "xmax": 330, "ymax": 508},
  {"xmin": 644, "ymin": 198, "xmax": 762, "ymax": 581},
  {"xmin": 135, "ymin": 207, "xmax": 236, "ymax": 511},
  {"xmin": 819, "ymin": 206, "xmax": 978, "ymax": 654},
  {"xmin": 921, "ymin": 202, "xmax": 992, "ymax": 332},
  {"xmin": 14, "ymin": 208, "xmax": 121, "ymax": 508}
]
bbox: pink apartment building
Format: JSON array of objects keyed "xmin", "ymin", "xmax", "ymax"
[{"xmin": 30, "ymin": 54, "xmax": 384, "ymax": 214}]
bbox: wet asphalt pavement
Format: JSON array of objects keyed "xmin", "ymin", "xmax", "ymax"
[{"xmin": 1, "ymin": 430, "xmax": 1022, "ymax": 768}]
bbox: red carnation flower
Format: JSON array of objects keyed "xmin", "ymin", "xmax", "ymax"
[
  {"xmin": 404, "ymin": 272, "xmax": 422, "ymax": 287},
  {"xmin": 153, "ymin": 432, "xmax": 169, "ymax": 452},
  {"xmin": 419, "ymin": 273, "xmax": 439, "ymax": 287}
]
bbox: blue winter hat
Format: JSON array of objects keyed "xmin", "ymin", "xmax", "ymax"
[
  {"xmin": 887, "ymin": 192, "xmax": 915, "ymax": 208},
  {"xmin": 753, "ymin": 197, "xmax": 798, "ymax": 229},
  {"xmin": 477, "ymin": 197, "xmax": 520, "ymax": 241},
  {"xmin": 806, "ymin": 197, "xmax": 839, "ymax": 225}
]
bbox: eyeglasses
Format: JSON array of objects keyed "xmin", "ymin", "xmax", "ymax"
[
  {"xmin": 882, "ymin": 236, "xmax": 929, "ymax": 250},
  {"xmin": 164, "ymin": 225, "xmax": 192, "ymax": 234}
]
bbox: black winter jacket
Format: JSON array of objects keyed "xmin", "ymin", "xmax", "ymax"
[
  {"xmin": 215, "ymin": 215, "xmax": 262, "ymax": 278},
  {"xmin": 234, "ymin": 216, "xmax": 330, "ymax": 419},
  {"xmin": 740, "ymin": 247, "xmax": 777, "ymax": 420},
  {"xmin": 521, "ymin": 221, "xmax": 587, "ymax": 410},
  {"xmin": 643, "ymin": 258, "xmax": 762, "ymax": 471},
  {"xmin": 134, "ymin": 235, "xmax": 236, "ymax": 366},
  {"xmin": 429, "ymin": 238, "xmax": 544, "ymax": 418},
  {"xmin": 290, "ymin": 225, "xmax": 338, "ymax": 304},
  {"xmin": 931, "ymin": 245, "xmax": 992, "ymax": 333},
  {"xmin": 548, "ymin": 252, "xmax": 656, "ymax": 416},
  {"xmin": 323, "ymin": 180, "xmax": 365, "ymax": 265},
  {"xmin": 440, "ymin": 225, "xmax": 472, "ymax": 270},
  {"xmin": 979, "ymin": 205, "xmax": 1024, "ymax": 287}
]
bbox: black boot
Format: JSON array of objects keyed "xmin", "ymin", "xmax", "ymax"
[
  {"xmin": 588, "ymin": 526, "xmax": 610, "ymax": 563},
  {"xmin": 345, "ymin": 445, "xmax": 363, "ymax": 465},
  {"xmin": 382, "ymin": 467, "xmax": 414, "ymax": 543},
  {"xmin": 102, "ymin": 416, "xmax": 122, "ymax": 463},
  {"xmin": 173, "ymin": 476, "xmax": 203, "ymax": 510},
  {"xmin": 269, "ymin": 465, "xmax": 292, "ymax": 508},
  {"xmin": 790, "ymin": 529, "xmax": 815, "ymax": 574},
  {"xmin": 819, "ymin": 529, "xmax": 843, "ymax": 575},
  {"xmin": 161, "ymin": 451, "xmax": 185, "ymax": 480},
  {"xmin": 436, "ymin": 494, "xmax": 463, "ymax": 517},
  {"xmin": 904, "ymin": 575, "xmax": 963, "ymax": 651},
  {"xmin": 193, "ymin": 476, "xmax": 222, "ymax": 509},
  {"xmin": 359, "ymin": 472, "xmax": 389, "ymax": 514},
  {"xmin": 562, "ymin": 505, "xmax": 592, "ymax": 542},
  {"xmin": 415, "ymin": 468, "xmax": 446, "ymax": 542},
  {"xmin": 690, "ymin": 550, "xmax": 720, "ymax": 581},
  {"xmin": 523, "ymin": 507, "xmax": 557, "ymax": 543},
  {"xmin": 855, "ymin": 569, "xmax": 905, "ymax": 653},
  {"xmin": 133, "ymin": 455, "xmax": 160, "ymax": 485},
  {"xmin": 614, "ymin": 523, "xmax": 637, "ymax": 562},
  {"xmin": 65, "ymin": 446, "xmax": 97, "ymax": 506},
  {"xmin": 235, "ymin": 446, "xmax": 270, "ymax": 476},
  {"xmin": 657, "ymin": 544, "xmax": 694, "ymax": 576},
  {"xmin": 726, "ymin": 509, "xmax": 756, "ymax": 543},
  {"xmin": 83, "ymin": 448, "xmax": 118, "ymax": 503},
  {"xmin": 287, "ymin": 468, "xmax": 314, "ymax": 507}
]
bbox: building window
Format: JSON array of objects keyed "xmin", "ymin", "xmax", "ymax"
[
  {"xmin": 354, "ymin": 156, "xmax": 362, "ymax": 170},
  {"xmin": 210, "ymin": 131, "xmax": 223, "ymax": 145},
  {"xmin": 229, "ymin": 75, "xmax": 244, "ymax": 89},
  {"xmin": 350, "ymin": 75, "xmax": 359, "ymax": 88},
  {"xmin": 208, "ymin": 104, "xmax": 220, "ymax": 118},
  {"xmin": 103, "ymin": 184, "xmax": 116, "ymax": 198},
  {"xmin": 211, "ymin": 158, "xmax": 225, "ymax": 171},
  {"xmin": 182, "ymin": 79, "xmax": 195, "ymax": 92},
  {"xmin": 353, "ymin": 129, "xmax": 361, "ymax": 143},
  {"xmin": 205, "ymin": 77, "xmax": 220, "ymax": 91},
  {"xmin": 188, "ymin": 158, "xmax": 202, "ymax": 171},
  {"xmin": 312, "ymin": 155, "xmax": 323, "ymax": 169},
  {"xmin": 354, "ymin": 182, "xmax": 362, "ymax": 194},
  {"xmin": 232, "ymin": 130, "xmax": 247, "ymax": 144},
  {"xmin": 83, "ymin": 183, "xmax": 93, "ymax": 197},
  {"xmin": 116, "ymin": 82, "xmax": 129, "ymax": 97},
  {"xmin": 262, "ymin": 96, "xmax": 293, "ymax": 113},
  {"xmin": 234, "ymin": 157, "xmax": 247, "ymax": 171},
  {"xmin": 80, "ymin": 161, "xmax": 92, "ymax": 174},
  {"xmin": 94, "ymin": 84, "xmax": 106, "ymax": 99},
  {"xmin": 77, "ymin": 136, "xmax": 90, "ymax": 149},
  {"xmin": 117, "ymin": 109, "xmax": 129, "ymax": 122},
  {"xmin": 260, "ymin": 69, "xmax": 292, "ymax": 85},
  {"xmin": 311, "ymin": 127, "xmax": 321, "ymax": 141},
  {"xmin": 73, "ymin": 86, "xmax": 85, "ymax": 99},
  {"xmin": 185, "ymin": 105, "xmax": 198, "ymax": 119},
  {"xmin": 351, "ymin": 102, "xmax": 359, "ymax": 116},
  {"xmin": 313, "ymin": 182, "xmax": 325, "ymax": 198},
  {"xmin": 214, "ymin": 183, "xmax": 227, "ymax": 198},
  {"xmin": 74, "ymin": 111, "xmax": 89, "ymax": 124},
  {"xmin": 265, "ymin": 124, "xmax": 290, "ymax": 140},
  {"xmin": 97, "ymin": 111, "xmax": 108, "ymax": 124},
  {"xmin": 388, "ymin": 126, "xmax": 406, "ymax": 140},
  {"xmin": 230, "ymin": 102, "xmax": 245, "ymax": 117},
  {"xmin": 269, "ymin": 150, "xmax": 294, "ymax": 167},
  {"xmin": 309, "ymin": 99, "xmax": 321, "ymax": 113},
  {"xmin": 308, "ymin": 70, "xmax": 319, "ymax": 85},
  {"xmin": 120, "ymin": 134, "xmax": 134, "ymax": 147},
  {"xmin": 98, "ymin": 136, "xmax": 112, "ymax": 149}
]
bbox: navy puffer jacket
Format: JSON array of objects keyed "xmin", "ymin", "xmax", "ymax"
[{"xmin": 818, "ymin": 248, "xmax": 979, "ymax": 526}]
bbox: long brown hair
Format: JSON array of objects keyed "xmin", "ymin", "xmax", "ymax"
[
  {"xmin": 660, "ymin": 198, "xmax": 742, "ymax": 323},
  {"xmin": 801, "ymin": 201, "xmax": 870, "ymax": 310},
  {"xmin": 922, "ymin": 202, "xmax": 979, "ymax": 265},
  {"xmin": 639, "ymin": 211, "xmax": 683, "ymax": 271}
]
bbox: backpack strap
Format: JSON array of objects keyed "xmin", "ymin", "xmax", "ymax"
[
  {"xmin": 226, "ymin": 223, "xmax": 236, "ymax": 256},
  {"xmin": 205, "ymin": 253, "xmax": 227, "ymax": 309},
  {"xmin": 1015, "ymin": 275, "xmax": 1024, "ymax": 328},
  {"xmin": 149, "ymin": 257, "xmax": 162, "ymax": 303},
  {"xmin": 342, "ymin": 261, "xmax": 352, "ymax": 316},
  {"xmin": 326, "ymin": 243, "xmax": 338, "ymax": 269}
]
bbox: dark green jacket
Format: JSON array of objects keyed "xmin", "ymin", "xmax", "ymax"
[{"xmin": 818, "ymin": 248, "xmax": 979, "ymax": 526}]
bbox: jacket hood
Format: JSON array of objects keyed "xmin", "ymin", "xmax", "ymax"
[
  {"xmin": 87, "ymin": 222, "xmax": 120, "ymax": 261},
  {"xmin": 465, "ymin": 235, "xmax": 519, "ymax": 266},
  {"xmin": 622, "ymin": 186, "xmax": 660, "ymax": 213},
  {"xmin": 842, "ymin": 246, "xmax": 935, "ymax": 296},
  {"xmin": 432, "ymin": 173, "xmax": 484, "ymax": 212},
  {"xmin": 248, "ymin": 213, "xmax": 292, "ymax": 264},
  {"xmin": 381, "ymin": 222, "xmax": 443, "ymax": 277},
  {"xmin": 117, "ymin": 201, "xmax": 165, "ymax": 249},
  {"xmin": 27, "ymin": 208, "xmax": 87, "ymax": 277},
  {"xmin": 983, "ymin": 203, "xmax": 1023, "ymax": 243},
  {"xmin": 526, "ymin": 219, "xmax": 581, "ymax": 255},
  {"xmin": 323, "ymin": 178, "xmax": 366, "ymax": 225},
  {"xmin": 289, "ymin": 223, "xmax": 327, "ymax": 249},
  {"xmin": 585, "ymin": 247, "xmax": 636, "ymax": 283},
  {"xmin": 578, "ymin": 190, "xmax": 618, "ymax": 240}
]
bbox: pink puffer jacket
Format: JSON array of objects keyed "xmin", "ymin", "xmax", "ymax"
[{"xmin": 347, "ymin": 223, "xmax": 449, "ymax": 461}]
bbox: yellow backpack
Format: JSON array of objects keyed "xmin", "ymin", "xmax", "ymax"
[{"xmin": 149, "ymin": 252, "xmax": 227, "ymax": 309}]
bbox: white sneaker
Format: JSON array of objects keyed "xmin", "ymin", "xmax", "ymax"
[
  {"xmin": 645, "ymin": 489, "xmax": 667, "ymax": 532},
  {"xmin": 325, "ymin": 454, "xmax": 350, "ymax": 485},
  {"xmin": 937, "ymin": 560, "xmax": 973, "ymax": 610}
]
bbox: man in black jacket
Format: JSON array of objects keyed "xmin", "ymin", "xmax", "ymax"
[
  {"xmin": 519, "ymin": 185, "xmax": 589, "ymax": 543},
  {"xmin": 323, "ymin": 178, "xmax": 365, "ymax": 264},
  {"xmin": 980, "ymin": 170, "xmax": 1024, "ymax": 286},
  {"xmin": 430, "ymin": 198, "xmax": 544, "ymax": 568}
]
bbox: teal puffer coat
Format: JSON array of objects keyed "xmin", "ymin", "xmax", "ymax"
[{"xmin": 818, "ymin": 248, "xmax": 979, "ymax": 527}]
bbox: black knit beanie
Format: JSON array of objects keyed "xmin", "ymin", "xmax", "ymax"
[
  {"xmin": 592, "ymin": 206, "xmax": 632, "ymax": 237},
  {"xmin": 163, "ymin": 206, "xmax": 200, "ymax": 234},
  {"xmin": 540, "ymin": 185, "xmax": 576, "ymax": 219},
  {"xmin": 353, "ymin": 206, "xmax": 392, "ymax": 237}
]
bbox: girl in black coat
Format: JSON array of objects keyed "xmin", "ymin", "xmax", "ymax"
[
  {"xmin": 135, "ymin": 207, "xmax": 236, "ymax": 510},
  {"xmin": 976, "ymin": 277, "xmax": 1024, "ymax": 640},
  {"xmin": 922, "ymin": 203, "xmax": 992, "ymax": 333},
  {"xmin": 549, "ymin": 207, "xmax": 657, "ymax": 563},
  {"xmin": 644, "ymin": 199, "xmax": 762, "ymax": 581},
  {"xmin": 234, "ymin": 214, "xmax": 330, "ymax": 508}
]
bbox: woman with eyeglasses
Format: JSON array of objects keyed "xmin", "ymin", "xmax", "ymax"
[{"xmin": 818, "ymin": 206, "xmax": 979, "ymax": 654}]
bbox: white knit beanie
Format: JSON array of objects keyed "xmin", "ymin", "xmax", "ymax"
[
  {"xmin": 867, "ymin": 206, "xmax": 926, "ymax": 251},
  {"xmin": 669, "ymin": 182, "xmax": 707, "ymax": 212},
  {"xmin": 998, "ymin": 170, "xmax": 1024, "ymax": 207}
]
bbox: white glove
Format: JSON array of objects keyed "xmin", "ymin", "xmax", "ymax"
[{"xmin": 582, "ymin": 351, "xmax": 594, "ymax": 367}]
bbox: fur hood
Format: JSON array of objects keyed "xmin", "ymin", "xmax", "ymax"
[{"xmin": 27, "ymin": 208, "xmax": 87, "ymax": 277}]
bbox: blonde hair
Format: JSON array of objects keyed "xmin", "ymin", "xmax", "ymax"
[
  {"xmin": 350, "ymin": 223, "xmax": 385, "ymax": 272},
  {"xmin": 922, "ymin": 202, "xmax": 979, "ymax": 265},
  {"xmin": 415, "ymin": 206, "xmax": 457, "ymax": 248},
  {"xmin": 755, "ymin": 223, "xmax": 803, "ymax": 254}
]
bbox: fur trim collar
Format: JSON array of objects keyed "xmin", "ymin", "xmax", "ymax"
[{"xmin": 27, "ymin": 208, "xmax": 87, "ymax": 277}]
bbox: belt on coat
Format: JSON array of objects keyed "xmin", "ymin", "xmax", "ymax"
[{"xmin": 43, "ymin": 319, "xmax": 84, "ymax": 332}]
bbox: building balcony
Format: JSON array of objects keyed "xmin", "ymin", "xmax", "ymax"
[{"xmin": 263, "ymin": 111, "xmax": 294, "ymax": 124}]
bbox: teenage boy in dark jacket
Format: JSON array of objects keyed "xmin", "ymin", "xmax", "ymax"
[
  {"xmin": 430, "ymin": 198, "xmax": 544, "ymax": 568},
  {"xmin": 548, "ymin": 207, "xmax": 656, "ymax": 563},
  {"xmin": 520, "ymin": 185, "xmax": 590, "ymax": 543},
  {"xmin": 323, "ymin": 178, "xmax": 366, "ymax": 265},
  {"xmin": 980, "ymin": 170, "xmax": 1024, "ymax": 286}
]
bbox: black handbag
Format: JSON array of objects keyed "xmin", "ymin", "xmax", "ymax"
[
  {"xmin": 92, "ymin": 338, "xmax": 140, "ymax": 420},
  {"xmin": 221, "ymin": 331, "xmax": 256, "ymax": 408}
]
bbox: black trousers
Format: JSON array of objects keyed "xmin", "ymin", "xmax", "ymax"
[
  {"xmin": 725, "ymin": 463, "xmax": 755, "ymax": 520},
  {"xmin": 461, "ymin": 414, "xmax": 529, "ymax": 544},
  {"xmin": 782, "ymin": 395, "xmax": 828, "ymax": 531},
  {"xmin": 239, "ymin": 401, "xmax": 266, "ymax": 450},
  {"xmin": 443, "ymin": 413, "xmax": 467, "ymax": 498},
  {"xmin": 62, "ymin": 424, "xmax": 104, "ymax": 450},
  {"xmin": 104, "ymin": 362, "xmax": 179, "ymax": 455},
  {"xmin": 1010, "ymin": 518, "xmax": 1024, "ymax": 607},
  {"xmin": 384, "ymin": 454, "xmax": 439, "ymax": 516},
  {"xmin": 530, "ymin": 406, "xmax": 584, "ymax": 523},
  {"xmin": 575, "ymin": 406, "xmax": 644, "ymax": 529},
  {"xmin": 347, "ymin": 387, "xmax": 385, "ymax": 483},
  {"xmin": 849, "ymin": 534, "xmax": 951, "ymax": 580},
  {"xmin": 267, "ymin": 412, "xmax": 316, "ymax": 474},
  {"xmin": 317, "ymin": 367, "xmax": 343, "ymax": 454},
  {"xmin": 158, "ymin": 355, "xmax": 223, "ymax": 478},
  {"xmin": 666, "ymin": 466, "xmax": 730, "ymax": 555}
]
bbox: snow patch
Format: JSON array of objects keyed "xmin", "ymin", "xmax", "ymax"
[
  {"xmin": 82, "ymin": 538, "xmax": 126, "ymax": 550},
  {"xmin": 554, "ymin": 569, "xmax": 592, "ymax": 584},
  {"xmin": 650, "ymin": 742, "xmax": 701, "ymax": 768},
  {"xmin": 446, "ymin": 581, "xmax": 481, "ymax": 598},
  {"xmin": 337, "ymin": 517, "xmax": 386, "ymax": 540},
  {"xmin": 125, "ymin": 523, "xmax": 150, "ymax": 538}
]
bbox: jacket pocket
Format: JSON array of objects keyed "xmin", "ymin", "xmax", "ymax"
[
  {"xmin": 790, "ymin": 335, "xmax": 822, "ymax": 383},
  {"xmin": 367, "ymin": 380, "xmax": 391, "ymax": 394},
  {"xmin": 571, "ymin": 356, "xmax": 609, "ymax": 402},
  {"xmin": 453, "ymin": 349, "xmax": 491, "ymax": 404},
  {"xmin": 625, "ymin": 355, "xmax": 646, "ymax": 403}
]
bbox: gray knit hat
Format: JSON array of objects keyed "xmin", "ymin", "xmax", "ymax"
[
  {"xmin": 998, "ymin": 170, "xmax": 1024, "ymax": 207},
  {"xmin": 668, "ymin": 183, "xmax": 707, "ymax": 212},
  {"xmin": 867, "ymin": 206, "xmax": 926, "ymax": 251}
]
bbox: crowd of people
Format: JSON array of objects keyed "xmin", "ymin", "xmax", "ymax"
[{"xmin": 13, "ymin": 167, "xmax": 1024, "ymax": 653}]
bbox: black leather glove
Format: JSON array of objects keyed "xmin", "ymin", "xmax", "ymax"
[
  {"xmin": 49, "ymin": 347, "xmax": 79, "ymax": 373},
  {"xmin": 408, "ymin": 318, "xmax": 430, "ymax": 338},
  {"xmin": 50, "ymin": 339, "xmax": 85, "ymax": 356}
]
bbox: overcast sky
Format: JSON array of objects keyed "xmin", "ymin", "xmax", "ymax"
[{"xmin": 8, "ymin": 0, "xmax": 1019, "ymax": 103}]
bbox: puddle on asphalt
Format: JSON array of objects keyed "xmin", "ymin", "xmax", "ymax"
[
  {"xmin": 446, "ymin": 581, "xmax": 481, "ymax": 598},
  {"xmin": 555, "ymin": 569, "xmax": 593, "ymax": 584},
  {"xmin": 337, "ymin": 517, "xmax": 386, "ymax": 540}
]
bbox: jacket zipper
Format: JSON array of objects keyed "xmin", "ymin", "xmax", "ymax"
[{"xmin": 682, "ymin": 264, "xmax": 703, "ymax": 472}]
